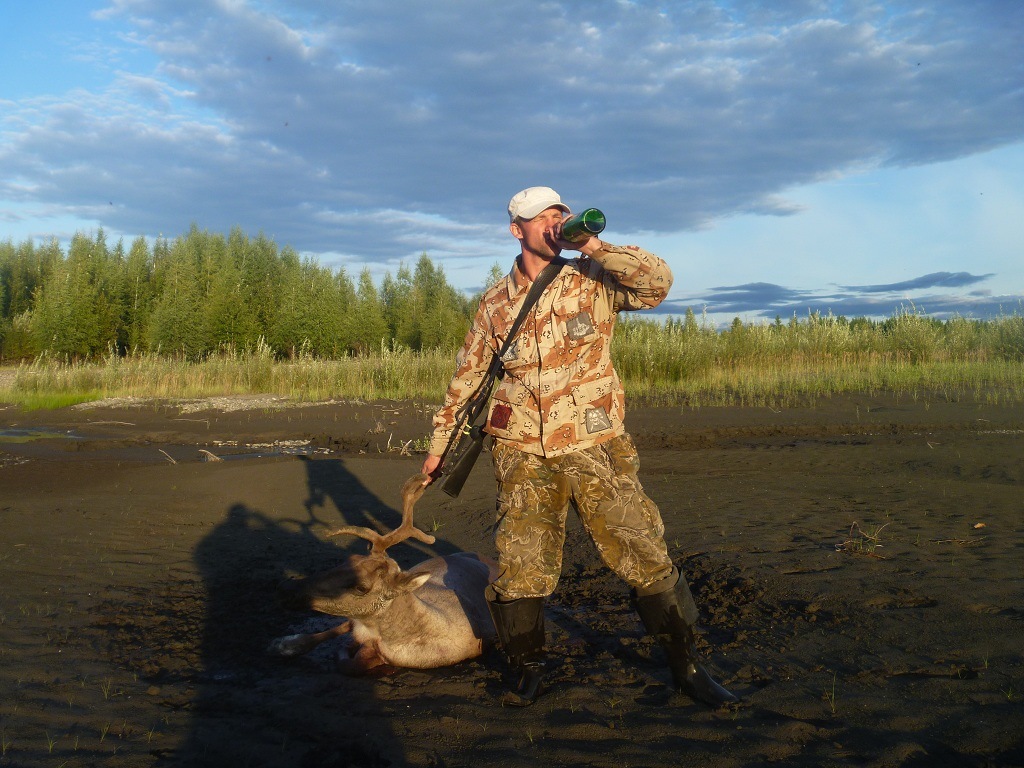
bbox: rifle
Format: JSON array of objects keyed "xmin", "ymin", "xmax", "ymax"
[
  {"xmin": 438, "ymin": 354, "xmax": 501, "ymax": 497},
  {"xmin": 439, "ymin": 258, "xmax": 566, "ymax": 498}
]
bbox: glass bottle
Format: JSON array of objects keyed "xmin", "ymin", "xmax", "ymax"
[{"xmin": 560, "ymin": 208, "xmax": 606, "ymax": 242}]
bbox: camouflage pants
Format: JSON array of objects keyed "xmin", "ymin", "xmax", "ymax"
[{"xmin": 489, "ymin": 433, "xmax": 674, "ymax": 600}]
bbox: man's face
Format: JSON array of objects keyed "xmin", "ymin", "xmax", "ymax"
[{"xmin": 510, "ymin": 206, "xmax": 567, "ymax": 259}]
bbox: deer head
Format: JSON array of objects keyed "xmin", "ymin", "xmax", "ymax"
[{"xmin": 281, "ymin": 474, "xmax": 438, "ymax": 619}]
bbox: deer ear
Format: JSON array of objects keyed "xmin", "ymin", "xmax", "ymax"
[{"xmin": 398, "ymin": 572, "xmax": 432, "ymax": 593}]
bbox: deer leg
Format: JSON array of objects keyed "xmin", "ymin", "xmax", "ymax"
[
  {"xmin": 335, "ymin": 641, "xmax": 397, "ymax": 676},
  {"xmin": 268, "ymin": 620, "xmax": 353, "ymax": 658}
]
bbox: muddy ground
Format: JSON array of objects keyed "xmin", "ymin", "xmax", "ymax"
[{"xmin": 0, "ymin": 394, "xmax": 1022, "ymax": 767}]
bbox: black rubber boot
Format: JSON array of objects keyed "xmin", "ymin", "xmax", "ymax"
[
  {"xmin": 633, "ymin": 571, "xmax": 738, "ymax": 707},
  {"xmin": 487, "ymin": 594, "xmax": 546, "ymax": 707}
]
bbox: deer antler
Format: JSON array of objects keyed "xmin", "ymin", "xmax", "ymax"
[{"xmin": 327, "ymin": 473, "xmax": 437, "ymax": 554}]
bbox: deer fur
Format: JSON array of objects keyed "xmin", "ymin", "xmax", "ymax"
[{"xmin": 269, "ymin": 473, "xmax": 498, "ymax": 674}]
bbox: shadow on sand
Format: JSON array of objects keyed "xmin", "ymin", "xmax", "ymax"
[{"xmin": 173, "ymin": 456, "xmax": 456, "ymax": 767}]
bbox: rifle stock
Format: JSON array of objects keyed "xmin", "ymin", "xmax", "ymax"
[
  {"xmin": 440, "ymin": 424, "xmax": 485, "ymax": 498},
  {"xmin": 437, "ymin": 361, "xmax": 496, "ymax": 498}
]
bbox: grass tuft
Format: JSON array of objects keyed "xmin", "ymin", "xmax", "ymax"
[{"xmin": 836, "ymin": 522, "xmax": 889, "ymax": 558}]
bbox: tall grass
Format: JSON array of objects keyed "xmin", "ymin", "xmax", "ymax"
[
  {"xmin": 2, "ymin": 309, "xmax": 1023, "ymax": 409},
  {"xmin": 612, "ymin": 308, "xmax": 1024, "ymax": 406},
  {"xmin": 3, "ymin": 340, "xmax": 455, "ymax": 409}
]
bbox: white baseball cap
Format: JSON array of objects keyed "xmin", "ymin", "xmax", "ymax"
[{"xmin": 508, "ymin": 186, "xmax": 569, "ymax": 223}]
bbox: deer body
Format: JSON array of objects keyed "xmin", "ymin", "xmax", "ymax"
[
  {"xmin": 347, "ymin": 553, "xmax": 496, "ymax": 669},
  {"xmin": 271, "ymin": 475, "xmax": 498, "ymax": 674}
]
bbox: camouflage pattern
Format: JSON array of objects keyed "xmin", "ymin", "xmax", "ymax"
[
  {"xmin": 428, "ymin": 243, "xmax": 672, "ymax": 458},
  {"xmin": 488, "ymin": 434, "xmax": 675, "ymax": 599}
]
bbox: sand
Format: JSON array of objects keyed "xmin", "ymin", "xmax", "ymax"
[{"xmin": 1, "ymin": 394, "xmax": 1022, "ymax": 767}]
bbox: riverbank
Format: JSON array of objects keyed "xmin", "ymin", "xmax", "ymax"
[{"xmin": 1, "ymin": 394, "xmax": 1022, "ymax": 767}]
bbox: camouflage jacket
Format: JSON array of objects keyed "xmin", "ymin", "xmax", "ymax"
[{"xmin": 429, "ymin": 243, "xmax": 673, "ymax": 458}]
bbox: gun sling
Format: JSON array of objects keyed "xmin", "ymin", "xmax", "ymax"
[{"xmin": 439, "ymin": 258, "xmax": 567, "ymax": 497}]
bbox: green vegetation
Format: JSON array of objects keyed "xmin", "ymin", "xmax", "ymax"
[
  {"xmin": 612, "ymin": 308, "xmax": 1024, "ymax": 406},
  {"xmin": 3, "ymin": 342, "xmax": 454, "ymax": 407},
  {"xmin": 0, "ymin": 226, "xmax": 473, "ymax": 361},
  {"xmin": 2, "ymin": 227, "xmax": 1023, "ymax": 409}
]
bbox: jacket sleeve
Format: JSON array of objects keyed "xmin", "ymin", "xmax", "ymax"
[
  {"xmin": 428, "ymin": 298, "xmax": 495, "ymax": 457},
  {"xmin": 588, "ymin": 243, "xmax": 673, "ymax": 312}
]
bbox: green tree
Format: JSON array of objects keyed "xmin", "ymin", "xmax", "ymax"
[
  {"xmin": 231, "ymin": 228, "xmax": 281, "ymax": 339},
  {"xmin": 122, "ymin": 237, "xmax": 154, "ymax": 353},
  {"xmin": 351, "ymin": 267, "xmax": 389, "ymax": 353},
  {"xmin": 1, "ymin": 238, "xmax": 60, "ymax": 320},
  {"xmin": 334, "ymin": 267, "xmax": 358, "ymax": 352},
  {"xmin": 3, "ymin": 227, "xmax": 490, "ymax": 361},
  {"xmin": 29, "ymin": 243, "xmax": 104, "ymax": 358},
  {"xmin": 267, "ymin": 248, "xmax": 303, "ymax": 355},
  {"xmin": 381, "ymin": 263, "xmax": 414, "ymax": 345},
  {"xmin": 411, "ymin": 254, "xmax": 471, "ymax": 350},
  {"xmin": 270, "ymin": 256, "xmax": 345, "ymax": 356},
  {"xmin": 204, "ymin": 241, "xmax": 261, "ymax": 349},
  {"xmin": 147, "ymin": 237, "xmax": 206, "ymax": 358},
  {"xmin": 1, "ymin": 238, "xmax": 62, "ymax": 359},
  {"xmin": 87, "ymin": 233, "xmax": 129, "ymax": 353},
  {"xmin": 382, "ymin": 254, "xmax": 472, "ymax": 350}
]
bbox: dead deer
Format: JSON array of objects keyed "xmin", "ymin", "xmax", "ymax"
[{"xmin": 269, "ymin": 473, "xmax": 498, "ymax": 674}]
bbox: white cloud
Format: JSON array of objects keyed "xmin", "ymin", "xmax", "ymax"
[{"xmin": 0, "ymin": 0, "xmax": 1021, "ymax": 305}]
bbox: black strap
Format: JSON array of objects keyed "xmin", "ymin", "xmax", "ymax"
[
  {"xmin": 437, "ymin": 258, "xmax": 567, "ymax": 496},
  {"xmin": 494, "ymin": 257, "xmax": 567, "ymax": 366}
]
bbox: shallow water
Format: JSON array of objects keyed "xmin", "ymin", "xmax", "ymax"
[{"xmin": 0, "ymin": 427, "xmax": 79, "ymax": 443}]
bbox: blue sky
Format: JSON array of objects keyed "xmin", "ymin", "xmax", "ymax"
[{"xmin": 1, "ymin": 0, "xmax": 1022, "ymax": 325}]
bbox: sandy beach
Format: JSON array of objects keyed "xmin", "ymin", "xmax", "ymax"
[{"xmin": 1, "ymin": 394, "xmax": 1022, "ymax": 767}]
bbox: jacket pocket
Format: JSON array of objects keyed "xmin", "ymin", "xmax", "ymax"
[
  {"xmin": 552, "ymin": 294, "xmax": 597, "ymax": 349},
  {"xmin": 486, "ymin": 394, "xmax": 539, "ymax": 442},
  {"xmin": 571, "ymin": 375, "xmax": 621, "ymax": 436},
  {"xmin": 496, "ymin": 332, "xmax": 538, "ymax": 371}
]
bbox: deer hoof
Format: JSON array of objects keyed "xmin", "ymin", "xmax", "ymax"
[{"xmin": 268, "ymin": 634, "xmax": 308, "ymax": 657}]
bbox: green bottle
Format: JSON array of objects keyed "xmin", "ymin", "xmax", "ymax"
[{"xmin": 560, "ymin": 208, "xmax": 606, "ymax": 242}]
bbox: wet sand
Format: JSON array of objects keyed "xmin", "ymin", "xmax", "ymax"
[{"xmin": 1, "ymin": 394, "xmax": 1022, "ymax": 767}]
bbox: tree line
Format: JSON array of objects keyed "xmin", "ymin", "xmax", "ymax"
[
  {"xmin": 3, "ymin": 225, "xmax": 1022, "ymax": 367},
  {"xmin": 0, "ymin": 226, "xmax": 482, "ymax": 361}
]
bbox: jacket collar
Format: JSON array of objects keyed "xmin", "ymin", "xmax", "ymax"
[{"xmin": 504, "ymin": 254, "xmax": 575, "ymax": 301}]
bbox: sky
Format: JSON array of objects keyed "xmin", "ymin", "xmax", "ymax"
[{"xmin": 1, "ymin": 0, "xmax": 1022, "ymax": 326}]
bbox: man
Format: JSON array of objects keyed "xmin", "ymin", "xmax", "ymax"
[{"xmin": 422, "ymin": 186, "xmax": 736, "ymax": 708}]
